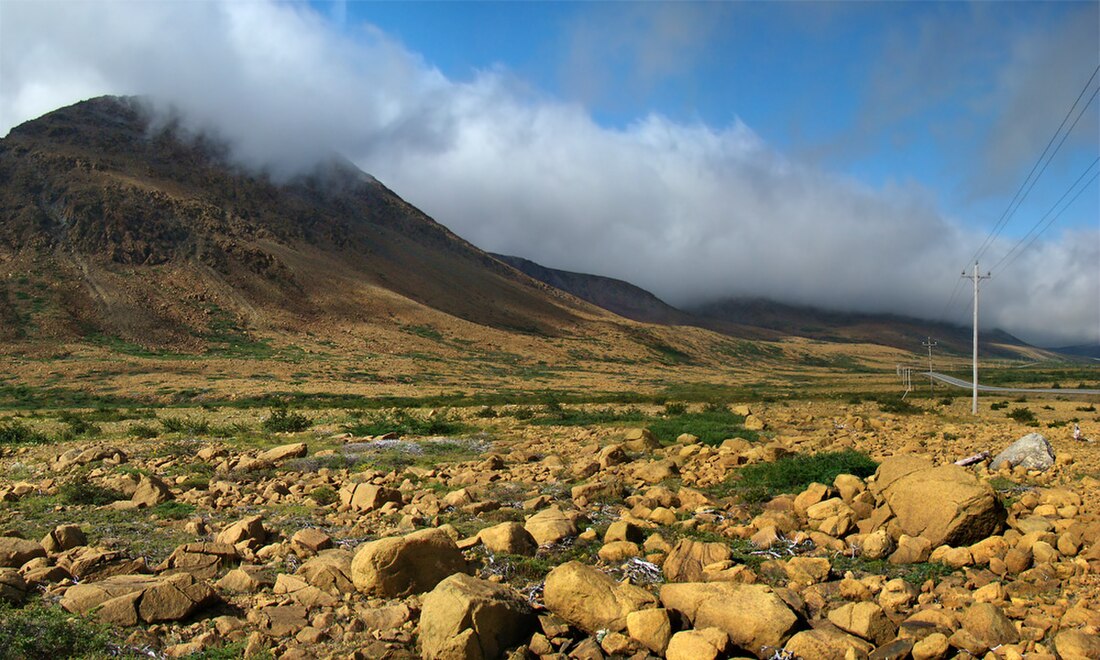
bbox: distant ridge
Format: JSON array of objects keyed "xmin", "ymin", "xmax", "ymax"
[{"xmin": 497, "ymin": 253, "xmax": 1040, "ymax": 358}]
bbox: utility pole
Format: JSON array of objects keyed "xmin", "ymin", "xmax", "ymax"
[
  {"xmin": 962, "ymin": 262, "xmax": 991, "ymax": 415},
  {"xmin": 922, "ymin": 337, "xmax": 937, "ymax": 396}
]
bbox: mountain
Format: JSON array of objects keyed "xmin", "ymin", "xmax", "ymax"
[
  {"xmin": 494, "ymin": 253, "xmax": 1038, "ymax": 359},
  {"xmin": 0, "ymin": 96, "xmax": 601, "ymax": 348},
  {"xmin": 1052, "ymin": 344, "xmax": 1100, "ymax": 360}
]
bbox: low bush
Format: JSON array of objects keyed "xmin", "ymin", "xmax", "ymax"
[
  {"xmin": 309, "ymin": 486, "xmax": 339, "ymax": 506},
  {"xmin": 159, "ymin": 416, "xmax": 210, "ymax": 434},
  {"xmin": 647, "ymin": 409, "xmax": 757, "ymax": 446},
  {"xmin": 261, "ymin": 408, "xmax": 312, "ymax": 433},
  {"xmin": 129, "ymin": 422, "xmax": 160, "ymax": 439},
  {"xmin": 719, "ymin": 450, "xmax": 879, "ymax": 503},
  {"xmin": 0, "ymin": 421, "xmax": 49, "ymax": 445},
  {"xmin": 152, "ymin": 501, "xmax": 196, "ymax": 520},
  {"xmin": 343, "ymin": 410, "xmax": 465, "ymax": 437},
  {"xmin": 58, "ymin": 480, "xmax": 126, "ymax": 506},
  {"xmin": 1007, "ymin": 407, "xmax": 1036, "ymax": 423},
  {"xmin": 0, "ymin": 601, "xmax": 125, "ymax": 658},
  {"xmin": 874, "ymin": 396, "xmax": 920, "ymax": 415}
]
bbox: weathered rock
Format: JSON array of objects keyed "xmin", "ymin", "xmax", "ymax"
[
  {"xmin": 0, "ymin": 537, "xmax": 45, "ymax": 568},
  {"xmin": 663, "ymin": 539, "xmax": 732, "ymax": 582},
  {"xmin": 524, "ymin": 506, "xmax": 578, "ymax": 546},
  {"xmin": 360, "ymin": 603, "xmax": 413, "ymax": 631},
  {"xmin": 56, "ymin": 546, "xmax": 148, "ymax": 581},
  {"xmin": 131, "ymin": 474, "xmax": 173, "ymax": 507},
  {"xmin": 605, "ymin": 520, "xmax": 645, "ymax": 544},
  {"xmin": 216, "ymin": 565, "xmax": 274, "ymax": 593},
  {"xmin": 911, "ymin": 632, "xmax": 949, "ymax": 660},
  {"xmin": 827, "ymin": 601, "xmax": 896, "ymax": 645},
  {"xmin": 290, "ymin": 528, "xmax": 332, "ymax": 555},
  {"xmin": 61, "ymin": 573, "xmax": 218, "ymax": 624},
  {"xmin": 156, "ymin": 542, "xmax": 239, "ymax": 579},
  {"xmin": 784, "ymin": 628, "xmax": 874, "ymax": 660},
  {"xmin": 249, "ymin": 604, "xmax": 309, "ymax": 637},
  {"xmin": 872, "ymin": 458, "xmax": 1004, "ymax": 547},
  {"xmin": 339, "ymin": 483, "xmax": 402, "ymax": 512},
  {"xmin": 419, "ymin": 573, "xmax": 535, "ymax": 660},
  {"xmin": 1053, "ymin": 629, "xmax": 1100, "ymax": 660},
  {"xmin": 40, "ymin": 525, "xmax": 87, "ymax": 553},
  {"xmin": 622, "ymin": 428, "xmax": 660, "ymax": 452},
  {"xmin": 297, "ymin": 549, "xmax": 355, "ymax": 594},
  {"xmin": 543, "ymin": 561, "xmax": 658, "ymax": 632},
  {"xmin": 634, "ymin": 459, "xmax": 679, "ymax": 483},
  {"xmin": 989, "ymin": 433, "xmax": 1055, "ymax": 472},
  {"xmin": 215, "ymin": 515, "xmax": 266, "ymax": 548},
  {"xmin": 273, "ymin": 573, "xmax": 339, "ymax": 608},
  {"xmin": 959, "ymin": 602, "xmax": 1019, "ymax": 649},
  {"xmin": 0, "ymin": 568, "xmax": 28, "ymax": 604},
  {"xmin": 477, "ymin": 522, "xmax": 538, "ymax": 556},
  {"xmin": 626, "ymin": 608, "xmax": 673, "ymax": 655},
  {"xmin": 258, "ymin": 442, "xmax": 308, "ymax": 463},
  {"xmin": 666, "ymin": 628, "xmax": 728, "ymax": 660},
  {"xmin": 350, "ymin": 528, "xmax": 465, "ymax": 597},
  {"xmin": 661, "ymin": 582, "xmax": 800, "ymax": 657},
  {"xmin": 784, "ymin": 557, "xmax": 831, "ymax": 585}
]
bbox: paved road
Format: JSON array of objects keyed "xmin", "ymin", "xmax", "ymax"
[{"xmin": 926, "ymin": 371, "xmax": 1100, "ymax": 396}]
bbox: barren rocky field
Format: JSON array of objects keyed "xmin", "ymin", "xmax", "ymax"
[{"xmin": 1, "ymin": 391, "xmax": 1098, "ymax": 659}]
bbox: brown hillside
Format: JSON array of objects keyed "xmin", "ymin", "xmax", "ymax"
[{"xmin": 0, "ymin": 96, "xmax": 597, "ymax": 348}]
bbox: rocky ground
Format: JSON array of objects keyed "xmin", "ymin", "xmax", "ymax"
[{"xmin": 1, "ymin": 397, "xmax": 1098, "ymax": 659}]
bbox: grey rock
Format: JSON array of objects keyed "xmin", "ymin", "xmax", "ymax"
[{"xmin": 990, "ymin": 433, "xmax": 1055, "ymax": 472}]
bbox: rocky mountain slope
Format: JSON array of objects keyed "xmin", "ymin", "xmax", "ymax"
[{"xmin": 0, "ymin": 97, "xmax": 603, "ymax": 349}]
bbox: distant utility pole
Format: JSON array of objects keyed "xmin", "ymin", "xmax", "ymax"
[
  {"xmin": 963, "ymin": 263, "xmax": 991, "ymax": 415},
  {"xmin": 922, "ymin": 337, "xmax": 937, "ymax": 396}
]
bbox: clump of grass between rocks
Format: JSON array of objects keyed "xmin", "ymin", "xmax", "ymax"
[{"xmin": 716, "ymin": 450, "xmax": 879, "ymax": 503}]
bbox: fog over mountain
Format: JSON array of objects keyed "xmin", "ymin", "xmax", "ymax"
[{"xmin": 2, "ymin": 1, "xmax": 1096, "ymax": 347}]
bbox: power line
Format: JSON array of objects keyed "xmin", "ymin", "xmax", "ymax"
[
  {"xmin": 992, "ymin": 166, "xmax": 1100, "ymax": 277},
  {"xmin": 966, "ymin": 64, "xmax": 1099, "ymax": 268}
]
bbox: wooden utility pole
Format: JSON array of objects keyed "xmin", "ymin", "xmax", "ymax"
[
  {"xmin": 963, "ymin": 263, "xmax": 991, "ymax": 415},
  {"xmin": 922, "ymin": 337, "xmax": 937, "ymax": 396}
]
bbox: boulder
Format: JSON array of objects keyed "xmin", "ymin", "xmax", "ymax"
[
  {"xmin": 297, "ymin": 549, "xmax": 355, "ymax": 594},
  {"xmin": 0, "ymin": 537, "xmax": 46, "ymax": 568},
  {"xmin": 1053, "ymin": 630, "xmax": 1100, "ymax": 660},
  {"xmin": 351, "ymin": 528, "xmax": 465, "ymax": 597},
  {"xmin": 40, "ymin": 525, "xmax": 87, "ymax": 553},
  {"xmin": 419, "ymin": 573, "xmax": 535, "ymax": 660},
  {"xmin": 827, "ymin": 601, "xmax": 896, "ymax": 645},
  {"xmin": 258, "ymin": 442, "xmax": 307, "ymax": 463},
  {"xmin": 273, "ymin": 573, "xmax": 339, "ymax": 608},
  {"xmin": 784, "ymin": 628, "xmax": 874, "ymax": 660},
  {"xmin": 60, "ymin": 573, "xmax": 218, "ymax": 625},
  {"xmin": 216, "ymin": 565, "xmax": 275, "ymax": 593},
  {"xmin": 662, "ymin": 539, "xmax": 732, "ymax": 582},
  {"xmin": 291, "ymin": 528, "xmax": 332, "ymax": 554},
  {"xmin": 215, "ymin": 515, "xmax": 266, "ymax": 548},
  {"xmin": 477, "ymin": 522, "xmax": 537, "ymax": 556},
  {"xmin": 622, "ymin": 428, "xmax": 661, "ymax": 452},
  {"xmin": 0, "ymin": 568, "xmax": 28, "ymax": 604},
  {"xmin": 543, "ymin": 561, "xmax": 658, "ymax": 632},
  {"xmin": 989, "ymin": 433, "xmax": 1055, "ymax": 472},
  {"xmin": 626, "ymin": 608, "xmax": 673, "ymax": 655},
  {"xmin": 56, "ymin": 546, "xmax": 148, "ymax": 581},
  {"xmin": 959, "ymin": 602, "xmax": 1019, "ymax": 649},
  {"xmin": 131, "ymin": 474, "xmax": 174, "ymax": 507},
  {"xmin": 666, "ymin": 628, "xmax": 728, "ymax": 660},
  {"xmin": 155, "ymin": 542, "xmax": 239, "ymax": 579},
  {"xmin": 634, "ymin": 459, "xmax": 679, "ymax": 483},
  {"xmin": 871, "ymin": 458, "xmax": 1004, "ymax": 547},
  {"xmin": 660, "ymin": 582, "xmax": 800, "ymax": 657},
  {"xmin": 339, "ymin": 483, "xmax": 402, "ymax": 512},
  {"xmin": 524, "ymin": 507, "xmax": 578, "ymax": 546}
]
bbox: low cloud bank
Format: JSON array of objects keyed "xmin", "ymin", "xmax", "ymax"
[{"xmin": 1, "ymin": 1, "xmax": 1095, "ymax": 346}]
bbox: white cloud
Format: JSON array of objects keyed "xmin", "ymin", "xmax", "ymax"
[{"xmin": 1, "ymin": 0, "xmax": 1096, "ymax": 346}]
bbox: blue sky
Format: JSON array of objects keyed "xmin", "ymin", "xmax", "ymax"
[
  {"xmin": 343, "ymin": 1, "xmax": 1098, "ymax": 239},
  {"xmin": 1, "ymin": 0, "xmax": 1097, "ymax": 344}
]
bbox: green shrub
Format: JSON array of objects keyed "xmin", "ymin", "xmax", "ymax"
[
  {"xmin": 475, "ymin": 406, "xmax": 498, "ymax": 419},
  {"xmin": 261, "ymin": 408, "xmax": 312, "ymax": 433},
  {"xmin": 990, "ymin": 401, "xmax": 1009, "ymax": 411},
  {"xmin": 0, "ymin": 601, "xmax": 125, "ymax": 659},
  {"xmin": 129, "ymin": 422, "xmax": 160, "ymax": 439},
  {"xmin": 56, "ymin": 412, "xmax": 101, "ymax": 437},
  {"xmin": 58, "ymin": 480, "xmax": 125, "ymax": 506},
  {"xmin": 1007, "ymin": 407, "xmax": 1036, "ymax": 423},
  {"xmin": 160, "ymin": 416, "xmax": 210, "ymax": 434},
  {"xmin": 663, "ymin": 402, "xmax": 688, "ymax": 416},
  {"xmin": 152, "ymin": 501, "xmax": 196, "ymax": 520},
  {"xmin": 647, "ymin": 409, "xmax": 757, "ymax": 446},
  {"xmin": 344, "ymin": 410, "xmax": 464, "ymax": 437},
  {"xmin": 875, "ymin": 396, "xmax": 920, "ymax": 415},
  {"xmin": 0, "ymin": 421, "xmax": 49, "ymax": 445},
  {"xmin": 720, "ymin": 450, "xmax": 879, "ymax": 503},
  {"xmin": 309, "ymin": 486, "xmax": 339, "ymax": 506},
  {"xmin": 937, "ymin": 397, "xmax": 954, "ymax": 406}
]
